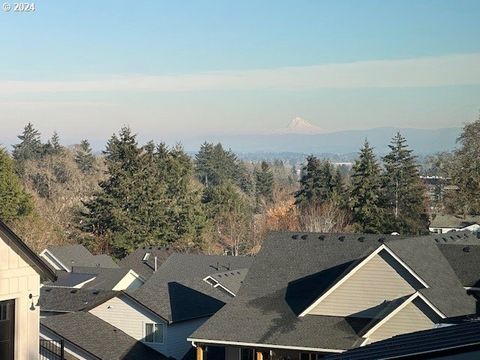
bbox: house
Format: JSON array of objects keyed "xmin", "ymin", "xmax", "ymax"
[
  {"xmin": 429, "ymin": 214, "xmax": 480, "ymax": 234},
  {"xmin": 87, "ymin": 253, "xmax": 253, "ymax": 359},
  {"xmin": 324, "ymin": 320, "xmax": 480, "ymax": 360},
  {"xmin": 44, "ymin": 265, "xmax": 144, "ymax": 291},
  {"xmin": 40, "ymin": 311, "xmax": 166, "ymax": 359},
  {"xmin": 40, "ymin": 244, "xmax": 118, "ymax": 272},
  {"xmin": 0, "ymin": 220, "xmax": 56, "ymax": 360},
  {"xmin": 188, "ymin": 232, "xmax": 480, "ymax": 359}
]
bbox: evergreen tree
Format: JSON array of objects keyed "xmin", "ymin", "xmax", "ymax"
[
  {"xmin": 43, "ymin": 131, "xmax": 64, "ymax": 157},
  {"xmin": 80, "ymin": 128, "xmax": 207, "ymax": 257},
  {"xmin": 295, "ymin": 155, "xmax": 322, "ymax": 208},
  {"xmin": 195, "ymin": 142, "xmax": 240, "ymax": 186},
  {"xmin": 350, "ymin": 140, "xmax": 383, "ymax": 233},
  {"xmin": 255, "ymin": 161, "xmax": 274, "ymax": 202},
  {"xmin": 295, "ymin": 156, "xmax": 338, "ymax": 208},
  {"xmin": 0, "ymin": 148, "xmax": 33, "ymax": 221},
  {"xmin": 381, "ymin": 133, "xmax": 429, "ymax": 234},
  {"xmin": 75, "ymin": 139, "xmax": 96, "ymax": 174},
  {"xmin": 12, "ymin": 123, "xmax": 43, "ymax": 164},
  {"xmin": 449, "ymin": 116, "xmax": 480, "ymax": 215}
]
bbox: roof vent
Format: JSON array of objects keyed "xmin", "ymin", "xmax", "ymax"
[
  {"xmin": 378, "ymin": 237, "xmax": 385, "ymax": 243},
  {"xmin": 434, "ymin": 238, "xmax": 439, "ymax": 243},
  {"xmin": 318, "ymin": 235, "xmax": 325, "ymax": 240},
  {"xmin": 292, "ymin": 234, "xmax": 298, "ymax": 240},
  {"xmin": 92, "ymin": 290, "xmax": 100, "ymax": 295},
  {"xmin": 358, "ymin": 236, "xmax": 365, "ymax": 242},
  {"xmin": 338, "ymin": 236, "xmax": 345, "ymax": 242},
  {"xmin": 70, "ymin": 289, "xmax": 78, "ymax": 294},
  {"xmin": 45, "ymin": 288, "xmax": 52, "ymax": 292},
  {"xmin": 463, "ymin": 246, "xmax": 471, "ymax": 253},
  {"xmin": 442, "ymin": 237, "xmax": 448, "ymax": 242},
  {"xmin": 301, "ymin": 234, "xmax": 308, "ymax": 240}
]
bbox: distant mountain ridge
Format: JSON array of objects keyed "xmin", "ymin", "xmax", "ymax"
[{"xmin": 184, "ymin": 126, "xmax": 462, "ymax": 155}]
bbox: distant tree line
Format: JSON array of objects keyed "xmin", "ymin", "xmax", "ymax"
[{"xmin": 1, "ymin": 114, "xmax": 479, "ymax": 255}]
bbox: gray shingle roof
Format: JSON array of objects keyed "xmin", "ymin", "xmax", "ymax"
[
  {"xmin": 430, "ymin": 214, "xmax": 480, "ymax": 229},
  {"xmin": 438, "ymin": 243, "xmax": 480, "ymax": 287},
  {"xmin": 46, "ymin": 266, "xmax": 135, "ymax": 291},
  {"xmin": 385, "ymin": 235, "xmax": 476, "ymax": 318},
  {"xmin": 128, "ymin": 253, "xmax": 253, "ymax": 323},
  {"xmin": 208, "ymin": 268, "xmax": 249, "ymax": 295},
  {"xmin": 39, "ymin": 286, "xmax": 117, "ymax": 313},
  {"xmin": 324, "ymin": 321, "xmax": 480, "ymax": 360},
  {"xmin": 46, "ymin": 244, "xmax": 118, "ymax": 271},
  {"xmin": 190, "ymin": 232, "xmax": 477, "ymax": 351},
  {"xmin": 41, "ymin": 312, "xmax": 166, "ymax": 359},
  {"xmin": 71, "ymin": 266, "xmax": 134, "ymax": 290},
  {"xmin": 118, "ymin": 247, "xmax": 198, "ymax": 280}
]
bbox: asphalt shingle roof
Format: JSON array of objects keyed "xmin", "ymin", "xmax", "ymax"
[
  {"xmin": 430, "ymin": 214, "xmax": 480, "ymax": 229},
  {"xmin": 118, "ymin": 246, "xmax": 179, "ymax": 280},
  {"xmin": 324, "ymin": 321, "xmax": 480, "ymax": 360},
  {"xmin": 190, "ymin": 231, "xmax": 478, "ymax": 351},
  {"xmin": 128, "ymin": 253, "xmax": 253, "ymax": 323},
  {"xmin": 41, "ymin": 312, "xmax": 166, "ymax": 360},
  {"xmin": 208, "ymin": 268, "xmax": 249, "ymax": 295},
  {"xmin": 46, "ymin": 244, "xmax": 118, "ymax": 271},
  {"xmin": 438, "ymin": 243, "xmax": 480, "ymax": 287},
  {"xmin": 46, "ymin": 266, "xmax": 134, "ymax": 291},
  {"xmin": 39, "ymin": 286, "xmax": 117, "ymax": 313}
]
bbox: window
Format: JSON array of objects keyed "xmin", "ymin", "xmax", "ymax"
[
  {"xmin": 144, "ymin": 323, "xmax": 164, "ymax": 343},
  {"xmin": 240, "ymin": 348, "xmax": 254, "ymax": 360}
]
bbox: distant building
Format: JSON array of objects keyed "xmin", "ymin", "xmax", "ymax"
[{"xmin": 429, "ymin": 214, "xmax": 480, "ymax": 234}]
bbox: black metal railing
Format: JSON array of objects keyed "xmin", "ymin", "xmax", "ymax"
[{"xmin": 40, "ymin": 339, "xmax": 64, "ymax": 360}]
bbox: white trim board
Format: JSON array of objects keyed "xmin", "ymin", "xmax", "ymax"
[
  {"xmin": 40, "ymin": 249, "xmax": 70, "ymax": 272},
  {"xmin": 299, "ymin": 244, "xmax": 429, "ymax": 317}
]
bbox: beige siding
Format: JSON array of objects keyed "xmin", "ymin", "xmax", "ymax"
[
  {"xmin": 111, "ymin": 271, "xmax": 144, "ymax": 291},
  {"xmin": 367, "ymin": 300, "xmax": 436, "ymax": 342},
  {"xmin": 309, "ymin": 250, "xmax": 423, "ymax": 317},
  {"xmin": 0, "ymin": 235, "xmax": 41, "ymax": 360}
]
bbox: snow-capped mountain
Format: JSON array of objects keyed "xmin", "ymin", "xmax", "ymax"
[{"xmin": 276, "ymin": 117, "xmax": 325, "ymax": 134}]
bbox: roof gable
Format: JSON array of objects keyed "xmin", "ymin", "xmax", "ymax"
[
  {"xmin": 0, "ymin": 220, "xmax": 56, "ymax": 281},
  {"xmin": 361, "ymin": 292, "xmax": 445, "ymax": 342},
  {"xmin": 300, "ymin": 245, "xmax": 428, "ymax": 317}
]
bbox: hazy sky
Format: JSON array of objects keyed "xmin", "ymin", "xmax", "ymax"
[{"xmin": 1, "ymin": 0, "xmax": 479, "ymax": 146}]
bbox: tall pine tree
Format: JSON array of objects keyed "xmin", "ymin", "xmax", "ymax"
[
  {"xmin": 382, "ymin": 133, "xmax": 428, "ymax": 234},
  {"xmin": 80, "ymin": 128, "xmax": 207, "ymax": 257},
  {"xmin": 350, "ymin": 140, "xmax": 383, "ymax": 233},
  {"xmin": 295, "ymin": 156, "xmax": 338, "ymax": 208},
  {"xmin": 75, "ymin": 139, "xmax": 96, "ymax": 174},
  {"xmin": 12, "ymin": 123, "xmax": 43, "ymax": 166},
  {"xmin": 255, "ymin": 161, "xmax": 274, "ymax": 203}
]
